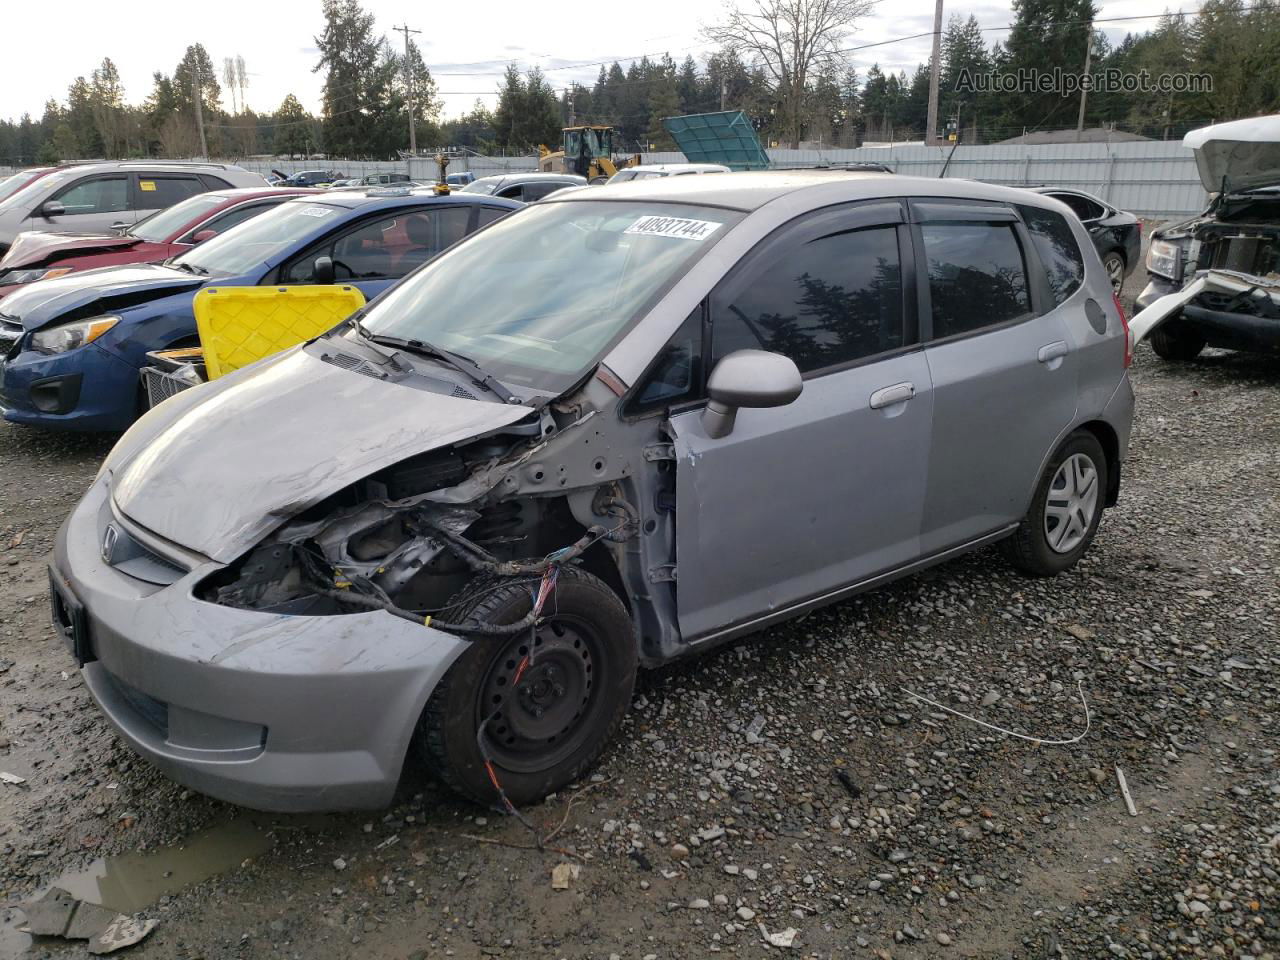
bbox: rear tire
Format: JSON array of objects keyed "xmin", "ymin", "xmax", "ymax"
[
  {"xmin": 1001, "ymin": 431, "xmax": 1107, "ymax": 577},
  {"xmin": 1150, "ymin": 319, "xmax": 1206, "ymax": 361},
  {"xmin": 1102, "ymin": 252, "xmax": 1126, "ymax": 294},
  {"xmin": 416, "ymin": 566, "xmax": 636, "ymax": 806}
]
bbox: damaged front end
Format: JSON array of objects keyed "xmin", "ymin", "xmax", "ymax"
[{"xmin": 196, "ymin": 403, "xmax": 639, "ymax": 635}]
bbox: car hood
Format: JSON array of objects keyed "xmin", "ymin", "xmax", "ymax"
[
  {"xmin": 0, "ymin": 230, "xmax": 141, "ymax": 271},
  {"xmin": 0, "ymin": 262, "xmax": 205, "ymax": 331},
  {"xmin": 110, "ymin": 346, "xmax": 533, "ymax": 563},
  {"xmin": 1185, "ymin": 115, "xmax": 1280, "ymax": 194}
]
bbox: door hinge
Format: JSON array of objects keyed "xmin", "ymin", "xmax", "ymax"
[
  {"xmin": 643, "ymin": 442, "xmax": 675, "ymax": 462},
  {"xmin": 648, "ymin": 563, "xmax": 677, "ymax": 583}
]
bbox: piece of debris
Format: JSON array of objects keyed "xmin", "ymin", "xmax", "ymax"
[
  {"xmin": 834, "ymin": 769, "xmax": 861, "ymax": 799},
  {"xmin": 19, "ymin": 887, "xmax": 79, "ymax": 936},
  {"xmin": 758, "ymin": 923, "xmax": 799, "ymax": 948},
  {"xmin": 10, "ymin": 529, "xmax": 27, "ymax": 548},
  {"xmin": 17, "ymin": 887, "xmax": 157, "ymax": 954},
  {"xmin": 628, "ymin": 848, "xmax": 652, "ymax": 871},
  {"xmin": 1115, "ymin": 764, "xmax": 1138, "ymax": 816},
  {"xmin": 1, "ymin": 771, "xmax": 27, "ymax": 785},
  {"xmin": 1065, "ymin": 623, "xmax": 1095, "ymax": 641},
  {"xmin": 550, "ymin": 862, "xmax": 580, "ymax": 890},
  {"xmin": 88, "ymin": 915, "xmax": 158, "ymax": 954}
]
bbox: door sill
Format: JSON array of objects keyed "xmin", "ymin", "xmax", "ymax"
[{"xmin": 682, "ymin": 524, "xmax": 1018, "ymax": 657}]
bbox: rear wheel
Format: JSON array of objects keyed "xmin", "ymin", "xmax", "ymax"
[
  {"xmin": 1001, "ymin": 431, "xmax": 1107, "ymax": 577},
  {"xmin": 416, "ymin": 566, "xmax": 636, "ymax": 806},
  {"xmin": 1150, "ymin": 319, "xmax": 1206, "ymax": 361},
  {"xmin": 1102, "ymin": 252, "xmax": 1126, "ymax": 294}
]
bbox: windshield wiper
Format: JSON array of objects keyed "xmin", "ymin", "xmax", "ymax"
[
  {"xmin": 173, "ymin": 261, "xmax": 208, "ymax": 276},
  {"xmin": 364, "ymin": 331, "xmax": 517, "ymax": 404}
]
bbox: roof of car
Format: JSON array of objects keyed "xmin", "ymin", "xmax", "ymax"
[
  {"xmin": 556, "ymin": 170, "xmax": 1061, "ymax": 212},
  {"xmin": 286, "ymin": 188, "xmax": 523, "ymax": 210},
  {"xmin": 623, "ymin": 163, "xmax": 731, "ymax": 173},
  {"xmin": 471, "ymin": 173, "xmax": 588, "ymax": 185},
  {"xmin": 200, "ymin": 186, "xmax": 321, "ymax": 202}
]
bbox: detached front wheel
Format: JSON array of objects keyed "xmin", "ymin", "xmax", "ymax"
[
  {"xmin": 416, "ymin": 566, "xmax": 636, "ymax": 806},
  {"xmin": 1150, "ymin": 318, "xmax": 1206, "ymax": 361}
]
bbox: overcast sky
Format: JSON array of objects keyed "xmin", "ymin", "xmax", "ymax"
[{"xmin": 2, "ymin": 0, "xmax": 1187, "ymax": 124}]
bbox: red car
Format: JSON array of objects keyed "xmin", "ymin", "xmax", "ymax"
[{"xmin": 0, "ymin": 187, "xmax": 316, "ymax": 299}]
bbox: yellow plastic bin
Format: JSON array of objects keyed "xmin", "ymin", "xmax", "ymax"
[{"xmin": 194, "ymin": 284, "xmax": 367, "ymax": 380}]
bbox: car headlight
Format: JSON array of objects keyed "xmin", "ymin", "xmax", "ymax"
[
  {"xmin": 29, "ymin": 315, "xmax": 119, "ymax": 354},
  {"xmin": 1, "ymin": 267, "xmax": 74, "ymax": 285},
  {"xmin": 1146, "ymin": 239, "xmax": 1181, "ymax": 281}
]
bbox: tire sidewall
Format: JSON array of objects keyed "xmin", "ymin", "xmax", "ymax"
[
  {"xmin": 431, "ymin": 571, "xmax": 636, "ymax": 805},
  {"xmin": 1023, "ymin": 432, "xmax": 1108, "ymax": 575}
]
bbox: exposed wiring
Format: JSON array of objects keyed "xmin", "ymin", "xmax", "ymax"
[{"xmin": 903, "ymin": 679, "xmax": 1092, "ymax": 746}]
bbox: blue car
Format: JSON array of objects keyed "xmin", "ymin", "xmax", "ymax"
[{"xmin": 0, "ymin": 189, "xmax": 521, "ymax": 431}]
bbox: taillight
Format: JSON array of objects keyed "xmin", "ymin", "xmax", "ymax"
[{"xmin": 1113, "ymin": 291, "xmax": 1132, "ymax": 368}]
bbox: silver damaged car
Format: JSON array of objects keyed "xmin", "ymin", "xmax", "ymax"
[{"xmin": 52, "ymin": 172, "xmax": 1136, "ymax": 811}]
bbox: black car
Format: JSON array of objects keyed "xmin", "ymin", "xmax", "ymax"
[
  {"xmin": 280, "ymin": 170, "xmax": 338, "ymax": 187},
  {"xmin": 1033, "ymin": 188, "xmax": 1142, "ymax": 294}
]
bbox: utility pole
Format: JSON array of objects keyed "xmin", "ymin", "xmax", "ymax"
[
  {"xmin": 720, "ymin": 77, "xmax": 726, "ymax": 111},
  {"xmin": 924, "ymin": 0, "xmax": 944, "ymax": 145},
  {"xmin": 394, "ymin": 23, "xmax": 422, "ymax": 157},
  {"xmin": 192, "ymin": 60, "xmax": 208, "ymax": 158},
  {"xmin": 567, "ymin": 86, "xmax": 576, "ymax": 126},
  {"xmin": 1075, "ymin": 26, "xmax": 1095, "ymax": 140}
]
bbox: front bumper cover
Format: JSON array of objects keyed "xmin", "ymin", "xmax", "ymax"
[{"xmin": 53, "ymin": 472, "xmax": 470, "ymax": 811}]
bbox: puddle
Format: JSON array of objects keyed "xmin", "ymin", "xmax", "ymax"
[{"xmin": 1, "ymin": 817, "xmax": 274, "ymax": 955}]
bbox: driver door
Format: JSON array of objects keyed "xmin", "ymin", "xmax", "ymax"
[{"xmin": 665, "ymin": 201, "xmax": 935, "ymax": 640}]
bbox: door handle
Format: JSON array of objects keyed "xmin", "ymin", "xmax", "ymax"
[
  {"xmin": 869, "ymin": 381, "xmax": 915, "ymax": 409},
  {"xmin": 1038, "ymin": 341, "xmax": 1070, "ymax": 364}
]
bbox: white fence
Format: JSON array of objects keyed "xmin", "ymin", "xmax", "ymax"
[{"xmin": 4, "ymin": 140, "xmax": 1208, "ymax": 217}]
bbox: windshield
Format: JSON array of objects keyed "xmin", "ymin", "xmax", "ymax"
[
  {"xmin": 130, "ymin": 193, "xmax": 225, "ymax": 242},
  {"xmin": 360, "ymin": 200, "xmax": 742, "ymax": 394},
  {"xmin": 0, "ymin": 170, "xmax": 69, "ymax": 212},
  {"xmin": 175, "ymin": 199, "xmax": 340, "ymax": 276},
  {"xmin": 461, "ymin": 180, "xmax": 498, "ymax": 195},
  {"xmin": 0, "ymin": 170, "xmax": 47, "ymax": 205}
]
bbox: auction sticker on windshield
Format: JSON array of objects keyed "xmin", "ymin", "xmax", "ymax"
[
  {"xmin": 624, "ymin": 216, "xmax": 722, "ymax": 241},
  {"xmin": 297, "ymin": 207, "xmax": 335, "ymax": 218}
]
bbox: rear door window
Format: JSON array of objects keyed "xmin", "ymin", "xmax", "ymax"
[
  {"xmin": 51, "ymin": 175, "xmax": 130, "ymax": 215},
  {"xmin": 137, "ymin": 175, "xmax": 206, "ymax": 208},
  {"xmin": 1019, "ymin": 205, "xmax": 1085, "ymax": 306},
  {"xmin": 523, "ymin": 181, "xmax": 570, "ymax": 201},
  {"xmin": 711, "ymin": 224, "xmax": 904, "ymax": 374},
  {"xmin": 920, "ymin": 222, "xmax": 1031, "ymax": 339}
]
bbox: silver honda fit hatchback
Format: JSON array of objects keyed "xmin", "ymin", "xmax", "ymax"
[{"xmin": 52, "ymin": 172, "xmax": 1135, "ymax": 811}]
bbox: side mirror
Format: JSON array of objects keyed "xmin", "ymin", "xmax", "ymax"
[
  {"xmin": 39, "ymin": 200, "xmax": 66, "ymax": 219},
  {"xmin": 701, "ymin": 349, "xmax": 802, "ymax": 439},
  {"xmin": 190, "ymin": 229, "xmax": 217, "ymax": 244},
  {"xmin": 313, "ymin": 255, "xmax": 335, "ymax": 284}
]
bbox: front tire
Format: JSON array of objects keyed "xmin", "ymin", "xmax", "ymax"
[
  {"xmin": 1150, "ymin": 319, "xmax": 1206, "ymax": 361},
  {"xmin": 1001, "ymin": 431, "xmax": 1107, "ymax": 577},
  {"xmin": 416, "ymin": 566, "xmax": 636, "ymax": 806}
]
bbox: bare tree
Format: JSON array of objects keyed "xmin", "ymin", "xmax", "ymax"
[
  {"xmin": 235, "ymin": 56, "xmax": 249, "ymax": 115},
  {"xmin": 704, "ymin": 0, "xmax": 872, "ymax": 148},
  {"xmin": 223, "ymin": 58, "xmax": 239, "ymax": 115}
]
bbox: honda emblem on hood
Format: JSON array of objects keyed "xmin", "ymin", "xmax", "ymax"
[{"xmin": 101, "ymin": 523, "xmax": 120, "ymax": 565}]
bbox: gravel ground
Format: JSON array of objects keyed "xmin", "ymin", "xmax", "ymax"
[{"xmin": 0, "ymin": 269, "xmax": 1277, "ymax": 959}]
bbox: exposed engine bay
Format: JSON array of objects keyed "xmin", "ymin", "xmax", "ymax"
[{"xmin": 197, "ymin": 401, "xmax": 642, "ymax": 636}]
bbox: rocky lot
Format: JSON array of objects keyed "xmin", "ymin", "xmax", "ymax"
[{"xmin": 0, "ymin": 273, "xmax": 1276, "ymax": 959}]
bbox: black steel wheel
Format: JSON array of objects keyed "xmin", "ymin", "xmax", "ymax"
[{"xmin": 416, "ymin": 566, "xmax": 635, "ymax": 806}]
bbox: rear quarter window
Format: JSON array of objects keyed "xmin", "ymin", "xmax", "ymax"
[{"xmin": 1020, "ymin": 205, "xmax": 1085, "ymax": 306}]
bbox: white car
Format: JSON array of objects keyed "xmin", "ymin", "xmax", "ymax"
[
  {"xmin": 0, "ymin": 161, "xmax": 268, "ymax": 255},
  {"xmin": 607, "ymin": 163, "xmax": 731, "ymax": 184}
]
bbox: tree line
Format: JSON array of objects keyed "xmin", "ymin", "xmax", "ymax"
[{"xmin": 2, "ymin": 0, "xmax": 1278, "ymax": 165}]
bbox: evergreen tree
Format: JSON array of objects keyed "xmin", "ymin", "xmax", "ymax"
[
  {"xmin": 492, "ymin": 65, "xmax": 524, "ymax": 150},
  {"xmin": 314, "ymin": 0, "xmax": 382, "ymax": 157}
]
